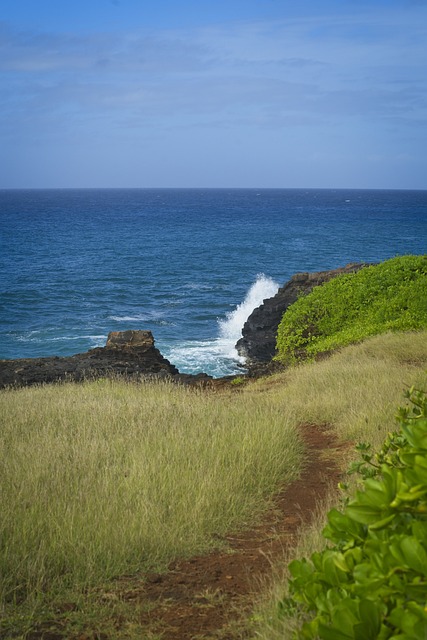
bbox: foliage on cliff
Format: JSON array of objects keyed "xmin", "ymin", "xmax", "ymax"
[{"xmin": 275, "ymin": 255, "xmax": 427, "ymax": 365}]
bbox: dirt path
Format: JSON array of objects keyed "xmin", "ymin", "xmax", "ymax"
[{"xmin": 110, "ymin": 424, "xmax": 347, "ymax": 639}]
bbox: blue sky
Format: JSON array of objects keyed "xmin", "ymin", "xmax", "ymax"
[{"xmin": 1, "ymin": 0, "xmax": 426, "ymax": 188}]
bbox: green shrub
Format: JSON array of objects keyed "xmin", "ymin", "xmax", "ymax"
[
  {"xmin": 278, "ymin": 387, "xmax": 427, "ymax": 639},
  {"xmin": 276, "ymin": 255, "xmax": 427, "ymax": 364}
]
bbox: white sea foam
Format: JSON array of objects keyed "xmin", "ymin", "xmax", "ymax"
[
  {"xmin": 108, "ymin": 312, "xmax": 175, "ymax": 325},
  {"xmin": 17, "ymin": 332, "xmax": 107, "ymax": 344},
  {"xmin": 166, "ymin": 274, "xmax": 279, "ymax": 376},
  {"xmin": 166, "ymin": 340, "xmax": 238, "ymax": 378},
  {"xmin": 218, "ymin": 274, "xmax": 279, "ymax": 344},
  {"xmin": 52, "ymin": 334, "xmax": 107, "ymax": 343},
  {"xmin": 109, "ymin": 313, "xmax": 155, "ymax": 322},
  {"xmin": 16, "ymin": 331, "xmax": 42, "ymax": 342}
]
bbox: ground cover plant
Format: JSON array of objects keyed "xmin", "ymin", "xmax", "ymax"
[{"xmin": 276, "ymin": 255, "xmax": 427, "ymax": 365}]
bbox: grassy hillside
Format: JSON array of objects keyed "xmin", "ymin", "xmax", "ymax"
[
  {"xmin": 276, "ymin": 255, "xmax": 427, "ymax": 365},
  {"xmin": 0, "ymin": 377, "xmax": 303, "ymax": 636},
  {"xmin": 1, "ymin": 331, "xmax": 427, "ymax": 638}
]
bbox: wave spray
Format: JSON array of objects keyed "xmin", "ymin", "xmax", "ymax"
[
  {"xmin": 166, "ymin": 274, "xmax": 279, "ymax": 376},
  {"xmin": 219, "ymin": 273, "xmax": 278, "ymax": 344}
]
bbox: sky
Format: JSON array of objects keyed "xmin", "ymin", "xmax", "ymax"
[{"xmin": 1, "ymin": 0, "xmax": 427, "ymax": 189}]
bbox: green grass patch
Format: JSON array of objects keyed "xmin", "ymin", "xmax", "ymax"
[{"xmin": 276, "ymin": 255, "xmax": 427, "ymax": 365}]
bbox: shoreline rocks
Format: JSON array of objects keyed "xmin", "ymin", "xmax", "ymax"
[
  {"xmin": 0, "ymin": 330, "xmax": 212, "ymax": 389},
  {"xmin": 236, "ymin": 263, "xmax": 369, "ymax": 375},
  {"xmin": 1, "ymin": 264, "xmax": 372, "ymax": 388}
]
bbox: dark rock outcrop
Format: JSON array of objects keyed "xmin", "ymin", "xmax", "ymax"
[
  {"xmin": 236, "ymin": 263, "xmax": 369, "ymax": 374},
  {"xmin": 1, "ymin": 265, "xmax": 374, "ymax": 388},
  {"xmin": 0, "ymin": 330, "xmax": 183, "ymax": 389}
]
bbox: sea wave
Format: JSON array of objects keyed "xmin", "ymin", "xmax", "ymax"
[
  {"xmin": 164, "ymin": 274, "xmax": 279, "ymax": 376},
  {"xmin": 218, "ymin": 274, "xmax": 279, "ymax": 343},
  {"xmin": 109, "ymin": 313, "xmax": 175, "ymax": 326}
]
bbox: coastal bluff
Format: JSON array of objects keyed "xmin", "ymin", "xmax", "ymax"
[
  {"xmin": 0, "ymin": 264, "xmax": 372, "ymax": 388},
  {"xmin": 0, "ymin": 330, "xmax": 211, "ymax": 389},
  {"xmin": 236, "ymin": 263, "xmax": 369, "ymax": 374}
]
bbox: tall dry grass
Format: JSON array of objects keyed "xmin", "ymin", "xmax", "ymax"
[
  {"xmin": 1, "ymin": 330, "xmax": 426, "ymax": 637},
  {"xmin": 0, "ymin": 378, "xmax": 302, "ymax": 607},
  {"xmin": 248, "ymin": 331, "xmax": 427, "ymax": 449}
]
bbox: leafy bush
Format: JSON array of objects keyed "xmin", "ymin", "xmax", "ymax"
[
  {"xmin": 276, "ymin": 255, "xmax": 427, "ymax": 364},
  {"xmin": 278, "ymin": 387, "xmax": 427, "ymax": 639}
]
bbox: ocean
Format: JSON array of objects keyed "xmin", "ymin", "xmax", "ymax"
[{"xmin": 1, "ymin": 188, "xmax": 426, "ymax": 377}]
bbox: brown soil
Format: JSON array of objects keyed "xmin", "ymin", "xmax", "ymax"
[{"xmin": 113, "ymin": 423, "xmax": 346, "ymax": 639}]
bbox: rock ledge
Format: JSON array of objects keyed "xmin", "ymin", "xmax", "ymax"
[
  {"xmin": 0, "ymin": 330, "xmax": 190, "ymax": 389},
  {"xmin": 236, "ymin": 263, "xmax": 369, "ymax": 374}
]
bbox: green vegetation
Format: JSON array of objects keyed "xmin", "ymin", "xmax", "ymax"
[
  {"xmin": 276, "ymin": 255, "xmax": 427, "ymax": 365},
  {"xmin": 242, "ymin": 331, "xmax": 427, "ymax": 640},
  {"xmin": 3, "ymin": 331, "xmax": 426, "ymax": 638},
  {"xmin": 276, "ymin": 387, "xmax": 427, "ymax": 640},
  {"xmin": 2, "ymin": 287, "xmax": 427, "ymax": 638},
  {"xmin": 241, "ymin": 330, "xmax": 427, "ymax": 637}
]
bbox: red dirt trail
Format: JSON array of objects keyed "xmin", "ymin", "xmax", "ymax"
[
  {"xmin": 115, "ymin": 424, "xmax": 345, "ymax": 639},
  {"xmin": 27, "ymin": 423, "xmax": 346, "ymax": 640}
]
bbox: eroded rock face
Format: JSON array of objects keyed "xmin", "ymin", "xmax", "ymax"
[
  {"xmin": 106, "ymin": 330, "xmax": 154, "ymax": 350},
  {"xmin": 236, "ymin": 263, "xmax": 369, "ymax": 373},
  {"xmin": 0, "ymin": 330, "xmax": 180, "ymax": 389}
]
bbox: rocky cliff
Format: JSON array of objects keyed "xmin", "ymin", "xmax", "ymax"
[
  {"xmin": 0, "ymin": 330, "xmax": 186, "ymax": 389},
  {"xmin": 1, "ymin": 265, "xmax": 373, "ymax": 388},
  {"xmin": 236, "ymin": 263, "xmax": 369, "ymax": 374}
]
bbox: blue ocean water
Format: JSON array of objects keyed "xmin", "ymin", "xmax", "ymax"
[{"xmin": 1, "ymin": 189, "xmax": 426, "ymax": 376}]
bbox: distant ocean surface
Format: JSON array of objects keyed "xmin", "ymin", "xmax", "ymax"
[{"xmin": 1, "ymin": 189, "xmax": 426, "ymax": 377}]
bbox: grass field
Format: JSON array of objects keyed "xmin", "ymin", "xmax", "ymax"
[
  {"xmin": 0, "ymin": 376, "xmax": 303, "ymax": 635},
  {"xmin": 1, "ymin": 330, "xmax": 427, "ymax": 638}
]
